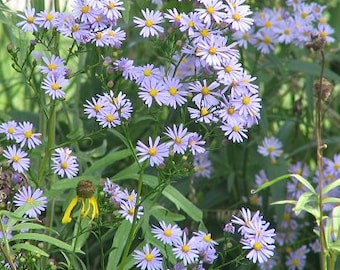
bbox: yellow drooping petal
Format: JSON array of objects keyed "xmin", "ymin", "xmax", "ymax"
[
  {"xmin": 90, "ymin": 196, "xmax": 99, "ymax": 221},
  {"xmin": 61, "ymin": 196, "xmax": 79, "ymax": 224}
]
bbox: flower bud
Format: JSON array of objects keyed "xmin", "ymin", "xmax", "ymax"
[{"xmin": 77, "ymin": 180, "xmax": 95, "ymax": 198}]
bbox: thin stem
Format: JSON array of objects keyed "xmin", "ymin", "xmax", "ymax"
[{"xmin": 315, "ymin": 49, "xmax": 326, "ymax": 270}]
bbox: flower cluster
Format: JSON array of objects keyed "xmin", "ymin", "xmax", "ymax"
[
  {"xmin": 16, "ymin": 1, "xmax": 126, "ymax": 47},
  {"xmin": 103, "ymin": 179, "xmax": 143, "ymax": 223},
  {"xmin": 232, "ymin": 0, "xmax": 335, "ymax": 53},
  {"xmin": 51, "ymin": 147, "xmax": 79, "ymax": 179},
  {"xmin": 133, "ymin": 221, "xmax": 217, "ymax": 269},
  {"xmin": 136, "ymin": 124, "xmax": 207, "ymax": 167},
  {"xmin": 0, "ymin": 120, "xmax": 42, "ymax": 173},
  {"xmin": 229, "ymin": 208, "xmax": 276, "ymax": 265},
  {"xmin": 84, "ymin": 90, "xmax": 133, "ymax": 128}
]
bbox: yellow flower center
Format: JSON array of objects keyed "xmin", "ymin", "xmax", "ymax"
[
  {"xmin": 95, "ymin": 32, "xmax": 102, "ymax": 40},
  {"xmin": 48, "ymin": 63, "xmax": 57, "ymax": 70},
  {"xmin": 144, "ymin": 253, "xmax": 154, "ymax": 262},
  {"xmin": 175, "ymin": 137, "xmax": 182, "ymax": 144},
  {"xmin": 143, "ymin": 68, "xmax": 152, "ymax": 77},
  {"xmin": 319, "ymin": 17, "xmax": 327, "ymax": 24},
  {"xmin": 26, "ymin": 16, "xmax": 34, "ymax": 23},
  {"xmin": 106, "ymin": 114, "xmax": 114, "ymax": 122},
  {"xmin": 108, "ymin": 30, "xmax": 115, "ymax": 37},
  {"xmin": 45, "ymin": 13, "xmax": 54, "ymax": 21},
  {"xmin": 200, "ymin": 107, "xmax": 209, "ymax": 116},
  {"xmin": 169, "ymin": 87, "xmax": 177, "ymax": 96},
  {"xmin": 228, "ymin": 106, "xmax": 235, "ymax": 115},
  {"xmin": 224, "ymin": 65, "xmax": 232, "ymax": 73},
  {"xmin": 96, "ymin": 16, "xmax": 102, "ymax": 22},
  {"xmin": 107, "ymin": 2, "xmax": 115, "ymax": 9},
  {"xmin": 243, "ymin": 33, "xmax": 249, "ymax": 40},
  {"xmin": 209, "ymin": 47, "xmax": 217, "ymax": 55},
  {"xmin": 24, "ymin": 130, "xmax": 33, "ymax": 138},
  {"xmin": 145, "ymin": 19, "xmax": 154, "ymax": 27},
  {"xmin": 52, "ymin": 83, "xmax": 60, "ymax": 91},
  {"xmin": 26, "ymin": 197, "xmax": 34, "ymax": 203},
  {"xmin": 206, "ymin": 6, "xmax": 215, "ymax": 15},
  {"xmin": 164, "ymin": 228, "xmax": 172, "ymax": 237},
  {"xmin": 71, "ymin": 24, "xmax": 79, "ymax": 32},
  {"xmin": 188, "ymin": 20, "xmax": 195, "ymax": 27},
  {"xmin": 284, "ymin": 29, "xmax": 291, "ymax": 35},
  {"xmin": 149, "ymin": 88, "xmax": 158, "ymax": 97},
  {"xmin": 201, "ymin": 86, "xmax": 210, "ymax": 95},
  {"xmin": 128, "ymin": 207, "xmax": 135, "ymax": 215},
  {"xmin": 320, "ymin": 31, "xmax": 327, "ymax": 38},
  {"xmin": 94, "ymin": 104, "xmax": 102, "ymax": 112},
  {"xmin": 203, "ymin": 234, "xmax": 211, "ymax": 242},
  {"xmin": 233, "ymin": 13, "xmax": 241, "ymax": 21},
  {"xmin": 292, "ymin": 258, "xmax": 300, "ymax": 266},
  {"xmin": 242, "ymin": 96, "xmax": 250, "ymax": 105},
  {"xmin": 12, "ymin": 155, "xmax": 20, "ymax": 163},
  {"xmin": 61, "ymin": 161, "xmax": 68, "ymax": 169},
  {"xmin": 81, "ymin": 5, "xmax": 90, "ymax": 13},
  {"xmin": 267, "ymin": 146, "xmax": 274, "ymax": 153},
  {"xmin": 182, "ymin": 244, "xmax": 190, "ymax": 253},
  {"xmin": 253, "ymin": 242, "xmax": 262, "ymax": 251},
  {"xmin": 148, "ymin": 147, "xmax": 157, "ymax": 156},
  {"xmin": 301, "ymin": 12, "xmax": 308, "ymax": 19},
  {"xmin": 263, "ymin": 36, "xmax": 271, "ymax": 44},
  {"xmin": 264, "ymin": 20, "xmax": 272, "ymax": 28},
  {"xmin": 200, "ymin": 28, "xmax": 209, "ymax": 37},
  {"xmin": 127, "ymin": 195, "xmax": 134, "ymax": 201},
  {"xmin": 232, "ymin": 126, "xmax": 240, "ymax": 132},
  {"xmin": 334, "ymin": 164, "xmax": 340, "ymax": 170},
  {"xmin": 8, "ymin": 127, "xmax": 15, "ymax": 134}
]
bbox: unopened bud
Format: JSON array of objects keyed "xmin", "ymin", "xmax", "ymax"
[{"xmin": 306, "ymin": 34, "xmax": 325, "ymax": 51}]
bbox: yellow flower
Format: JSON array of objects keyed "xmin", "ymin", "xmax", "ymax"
[{"xmin": 62, "ymin": 180, "xmax": 99, "ymax": 224}]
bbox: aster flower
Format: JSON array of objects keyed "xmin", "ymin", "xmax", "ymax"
[
  {"xmin": 232, "ymin": 29, "xmax": 256, "ymax": 49},
  {"xmin": 188, "ymin": 103, "xmax": 218, "ymax": 124},
  {"xmin": 136, "ymin": 136, "xmax": 169, "ymax": 167},
  {"xmin": 118, "ymin": 201, "xmax": 143, "ymax": 223},
  {"xmin": 134, "ymin": 64, "xmax": 162, "ymax": 86},
  {"xmin": 223, "ymin": 222, "xmax": 235, "ymax": 233},
  {"xmin": 38, "ymin": 55, "xmax": 67, "ymax": 76},
  {"xmin": 164, "ymin": 124, "xmax": 190, "ymax": 155},
  {"xmin": 220, "ymin": 119, "xmax": 248, "ymax": 143},
  {"xmin": 163, "ymin": 76, "xmax": 187, "ymax": 109},
  {"xmin": 41, "ymin": 73, "xmax": 69, "ymax": 100},
  {"xmin": 13, "ymin": 186, "xmax": 47, "ymax": 218},
  {"xmin": 133, "ymin": 8, "xmax": 164, "ymax": 38},
  {"xmin": 51, "ymin": 147, "xmax": 79, "ymax": 179},
  {"xmin": 257, "ymin": 136, "xmax": 283, "ymax": 160},
  {"xmin": 193, "ymin": 152, "xmax": 213, "ymax": 178},
  {"xmin": 2, "ymin": 145, "xmax": 30, "ymax": 173},
  {"xmin": 96, "ymin": 108, "xmax": 121, "ymax": 128},
  {"xmin": 62, "ymin": 180, "xmax": 99, "ymax": 224},
  {"xmin": 164, "ymin": 8, "xmax": 182, "ymax": 26},
  {"xmin": 286, "ymin": 245, "xmax": 309, "ymax": 270},
  {"xmin": 172, "ymin": 233, "xmax": 199, "ymax": 266},
  {"xmin": 188, "ymin": 133, "xmax": 206, "ymax": 155},
  {"xmin": 254, "ymin": 29, "xmax": 278, "ymax": 54},
  {"xmin": 15, "ymin": 121, "xmax": 42, "ymax": 149},
  {"xmin": 179, "ymin": 12, "xmax": 204, "ymax": 36},
  {"xmin": 233, "ymin": 93, "xmax": 262, "ymax": 117},
  {"xmin": 84, "ymin": 96, "xmax": 108, "ymax": 119},
  {"xmin": 102, "ymin": 0, "xmax": 125, "ymax": 21},
  {"xmin": 196, "ymin": 0, "xmax": 227, "ymax": 26},
  {"xmin": 133, "ymin": 244, "xmax": 163, "ymax": 270},
  {"xmin": 114, "ymin": 57, "xmax": 135, "ymax": 80},
  {"xmin": 72, "ymin": 0, "xmax": 97, "ymax": 23},
  {"xmin": 16, "ymin": 7, "xmax": 38, "ymax": 32},
  {"xmin": 138, "ymin": 79, "xmax": 167, "ymax": 107},
  {"xmin": 151, "ymin": 221, "xmax": 183, "ymax": 245},
  {"xmin": 35, "ymin": 10, "xmax": 58, "ymax": 29},
  {"xmin": 189, "ymin": 79, "xmax": 220, "ymax": 107},
  {"xmin": 225, "ymin": 2, "xmax": 254, "ymax": 32},
  {"xmin": 192, "ymin": 231, "xmax": 218, "ymax": 249},
  {"xmin": 0, "ymin": 120, "xmax": 19, "ymax": 140}
]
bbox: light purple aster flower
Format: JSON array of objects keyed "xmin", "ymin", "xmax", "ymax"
[
  {"xmin": 152, "ymin": 221, "xmax": 183, "ymax": 245},
  {"xmin": 257, "ymin": 136, "xmax": 283, "ymax": 160},
  {"xmin": 2, "ymin": 145, "xmax": 30, "ymax": 173},
  {"xmin": 133, "ymin": 244, "xmax": 163, "ymax": 270},
  {"xmin": 133, "ymin": 8, "xmax": 164, "ymax": 38},
  {"xmin": 136, "ymin": 136, "xmax": 169, "ymax": 167},
  {"xmin": 16, "ymin": 7, "xmax": 38, "ymax": 32},
  {"xmin": 13, "ymin": 186, "xmax": 47, "ymax": 218}
]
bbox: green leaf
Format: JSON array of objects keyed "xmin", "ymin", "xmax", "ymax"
[
  {"xmin": 9, "ymin": 233, "xmax": 78, "ymax": 253},
  {"xmin": 270, "ymin": 200, "xmax": 297, "ymax": 205},
  {"xmin": 106, "ymin": 220, "xmax": 132, "ymax": 270},
  {"xmin": 253, "ymin": 174, "xmax": 291, "ymax": 194},
  {"xmin": 12, "ymin": 243, "xmax": 49, "ymax": 257},
  {"xmin": 293, "ymin": 192, "xmax": 317, "ymax": 216},
  {"xmin": 290, "ymin": 174, "xmax": 316, "ymax": 194},
  {"xmin": 323, "ymin": 197, "xmax": 340, "ymax": 204},
  {"xmin": 122, "ymin": 0, "xmax": 131, "ymax": 23},
  {"xmin": 143, "ymin": 175, "xmax": 203, "ymax": 222},
  {"xmin": 84, "ymin": 149, "xmax": 132, "ymax": 176},
  {"xmin": 323, "ymin": 178, "xmax": 340, "ymax": 195},
  {"xmin": 11, "ymin": 222, "xmax": 54, "ymax": 233}
]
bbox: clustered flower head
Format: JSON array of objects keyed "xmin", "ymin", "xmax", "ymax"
[
  {"xmin": 133, "ymin": 220, "xmax": 218, "ymax": 269},
  {"xmin": 0, "ymin": 120, "xmax": 42, "ymax": 173},
  {"xmin": 232, "ymin": 0, "xmax": 335, "ymax": 53},
  {"xmin": 51, "ymin": 147, "xmax": 79, "ymax": 179},
  {"xmin": 229, "ymin": 208, "xmax": 276, "ymax": 264},
  {"xmin": 103, "ymin": 178, "xmax": 143, "ymax": 223}
]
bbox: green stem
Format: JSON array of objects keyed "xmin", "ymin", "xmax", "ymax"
[
  {"xmin": 0, "ymin": 220, "xmax": 16, "ymax": 270},
  {"xmin": 316, "ymin": 49, "xmax": 327, "ymax": 270}
]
